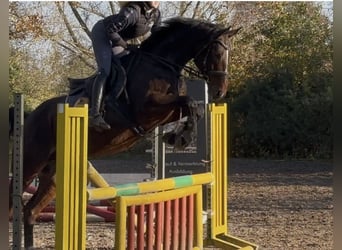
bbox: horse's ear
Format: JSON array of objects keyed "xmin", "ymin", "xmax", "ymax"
[
  {"xmin": 218, "ymin": 27, "xmax": 242, "ymax": 38},
  {"xmin": 228, "ymin": 27, "xmax": 242, "ymax": 37}
]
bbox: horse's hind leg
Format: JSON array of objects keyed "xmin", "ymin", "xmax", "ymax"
[
  {"xmin": 9, "ymin": 172, "xmax": 39, "ymax": 220},
  {"xmin": 23, "ymin": 163, "xmax": 56, "ymax": 248},
  {"xmin": 9, "ymin": 151, "xmax": 51, "ymax": 218}
]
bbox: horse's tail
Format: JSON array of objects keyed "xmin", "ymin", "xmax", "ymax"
[{"xmin": 9, "ymin": 106, "xmax": 30, "ymax": 137}]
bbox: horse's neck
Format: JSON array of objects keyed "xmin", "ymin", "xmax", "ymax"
[
  {"xmin": 153, "ymin": 49, "xmax": 195, "ymax": 68},
  {"xmin": 122, "ymin": 51, "xmax": 181, "ymax": 96},
  {"xmin": 140, "ymin": 40, "xmax": 203, "ymax": 71},
  {"xmin": 124, "ymin": 50, "xmax": 184, "ymax": 78}
]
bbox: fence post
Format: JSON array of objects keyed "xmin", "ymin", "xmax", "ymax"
[
  {"xmin": 12, "ymin": 93, "xmax": 24, "ymax": 250},
  {"xmin": 55, "ymin": 104, "xmax": 88, "ymax": 250},
  {"xmin": 209, "ymin": 103, "xmax": 228, "ymax": 237}
]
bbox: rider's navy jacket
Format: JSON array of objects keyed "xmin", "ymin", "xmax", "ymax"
[{"xmin": 103, "ymin": 2, "xmax": 161, "ymax": 46}]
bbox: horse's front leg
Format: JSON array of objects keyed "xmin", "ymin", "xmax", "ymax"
[
  {"xmin": 147, "ymin": 91, "xmax": 202, "ymax": 120},
  {"xmin": 175, "ymin": 95, "xmax": 205, "ymax": 120}
]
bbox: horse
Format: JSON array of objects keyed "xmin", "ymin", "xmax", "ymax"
[{"xmin": 8, "ymin": 17, "xmax": 240, "ymax": 248}]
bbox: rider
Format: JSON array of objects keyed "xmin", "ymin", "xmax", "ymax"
[{"xmin": 89, "ymin": 1, "xmax": 161, "ymax": 131}]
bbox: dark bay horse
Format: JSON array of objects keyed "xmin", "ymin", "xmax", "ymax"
[{"xmin": 9, "ymin": 17, "xmax": 240, "ymax": 248}]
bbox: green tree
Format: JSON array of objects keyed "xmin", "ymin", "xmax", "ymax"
[{"xmin": 228, "ymin": 2, "xmax": 333, "ymax": 159}]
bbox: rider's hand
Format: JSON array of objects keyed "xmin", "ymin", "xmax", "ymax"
[{"xmin": 108, "ymin": 33, "xmax": 127, "ymax": 48}]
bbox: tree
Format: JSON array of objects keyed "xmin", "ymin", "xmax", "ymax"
[
  {"xmin": 9, "ymin": 2, "xmax": 100, "ymax": 109},
  {"xmin": 228, "ymin": 2, "xmax": 333, "ymax": 159}
]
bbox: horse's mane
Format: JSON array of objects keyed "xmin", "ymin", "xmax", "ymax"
[{"xmin": 140, "ymin": 17, "xmax": 223, "ymax": 51}]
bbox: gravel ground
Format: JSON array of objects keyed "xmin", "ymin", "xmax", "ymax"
[{"xmin": 8, "ymin": 158, "xmax": 333, "ymax": 249}]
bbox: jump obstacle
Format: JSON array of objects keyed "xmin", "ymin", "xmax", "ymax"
[{"xmin": 54, "ymin": 103, "xmax": 258, "ymax": 250}]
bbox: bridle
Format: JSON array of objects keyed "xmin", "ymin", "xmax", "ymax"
[{"xmin": 184, "ymin": 38, "xmax": 229, "ymax": 80}]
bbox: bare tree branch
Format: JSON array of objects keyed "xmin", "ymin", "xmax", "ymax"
[
  {"xmin": 68, "ymin": 1, "xmax": 92, "ymax": 39},
  {"xmin": 191, "ymin": 2, "xmax": 201, "ymax": 19},
  {"xmin": 77, "ymin": 3, "xmax": 107, "ymax": 18},
  {"xmin": 109, "ymin": 2, "xmax": 116, "ymax": 15},
  {"xmin": 56, "ymin": 40, "xmax": 95, "ymax": 70},
  {"xmin": 55, "ymin": 2, "xmax": 79, "ymax": 44},
  {"xmin": 179, "ymin": 2, "xmax": 193, "ymax": 16}
]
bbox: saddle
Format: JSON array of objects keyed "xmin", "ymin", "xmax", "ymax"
[
  {"xmin": 67, "ymin": 59, "xmax": 126, "ymax": 101},
  {"xmin": 66, "ymin": 58, "xmax": 144, "ymax": 135}
]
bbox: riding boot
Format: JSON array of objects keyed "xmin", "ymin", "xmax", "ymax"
[{"xmin": 89, "ymin": 72, "xmax": 111, "ymax": 131}]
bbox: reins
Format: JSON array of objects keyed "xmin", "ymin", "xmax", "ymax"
[
  {"xmin": 128, "ymin": 36, "xmax": 229, "ymax": 82},
  {"xmin": 131, "ymin": 49, "xmax": 204, "ymax": 80}
]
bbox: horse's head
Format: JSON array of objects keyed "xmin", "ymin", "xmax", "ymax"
[
  {"xmin": 194, "ymin": 27, "xmax": 241, "ymax": 101},
  {"xmin": 136, "ymin": 18, "xmax": 241, "ymax": 102}
]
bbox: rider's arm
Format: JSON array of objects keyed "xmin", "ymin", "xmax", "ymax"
[
  {"xmin": 103, "ymin": 5, "xmax": 140, "ymax": 47},
  {"xmin": 151, "ymin": 9, "xmax": 161, "ymax": 33}
]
